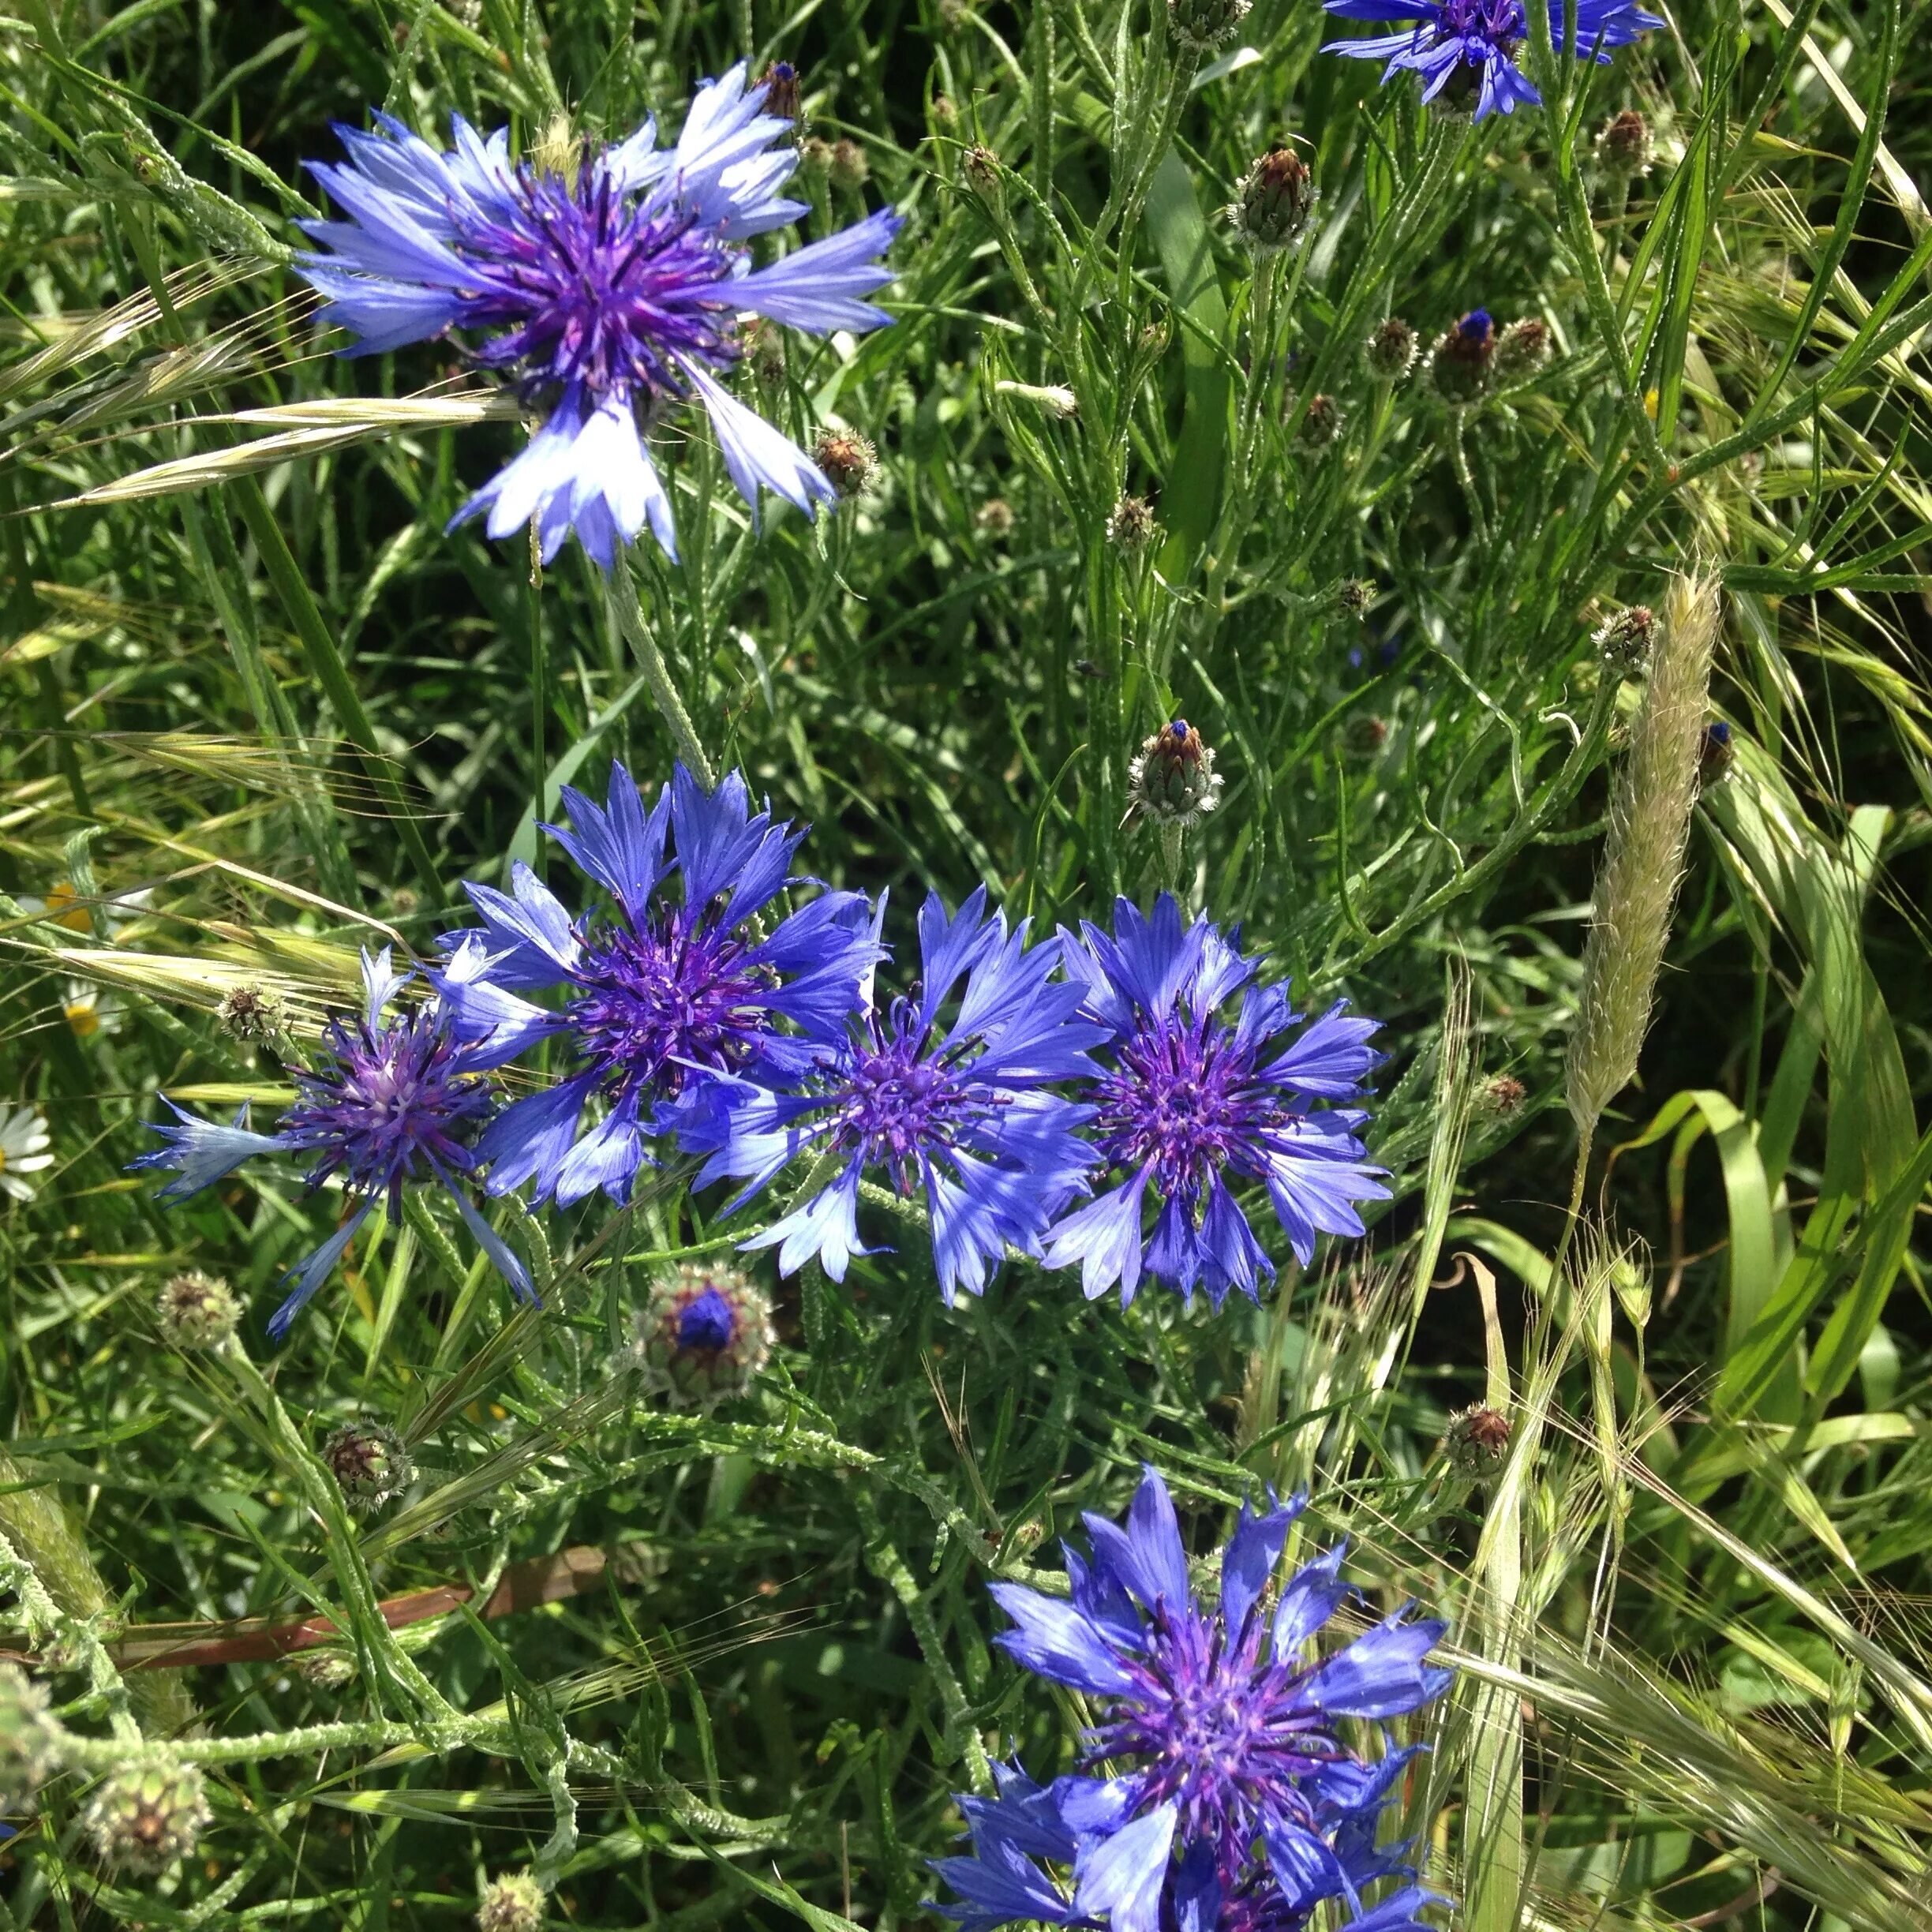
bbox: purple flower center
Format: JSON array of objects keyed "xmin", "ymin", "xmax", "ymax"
[
  {"xmin": 1089, "ymin": 1608, "xmax": 1335, "ymax": 1866},
  {"xmin": 567, "ymin": 914, "xmax": 773, "ymax": 1107},
  {"xmin": 451, "ymin": 163, "xmax": 740, "ymax": 405},
  {"xmin": 281, "ymin": 1009, "xmax": 494, "ymax": 1204},
  {"xmin": 1093, "ymin": 1013, "xmax": 1275, "ymax": 1205},
  {"xmin": 1458, "ymin": 307, "xmax": 1496, "ymax": 340},
  {"xmin": 830, "ymin": 999, "xmax": 984, "ymax": 1192},
  {"xmin": 1435, "ymin": 0, "xmax": 1522, "ymax": 46},
  {"xmin": 676, "ymin": 1285, "xmax": 738, "ymax": 1351}
]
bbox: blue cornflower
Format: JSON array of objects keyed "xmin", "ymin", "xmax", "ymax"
[
  {"xmin": 1042, "ymin": 897, "xmax": 1388, "ymax": 1310},
  {"xmin": 678, "ymin": 889, "xmax": 1104, "ymax": 1304},
  {"xmin": 298, "ymin": 62, "xmax": 901, "ymax": 565},
  {"xmin": 130, "ymin": 950, "xmax": 533, "ymax": 1339},
  {"xmin": 435, "ymin": 763, "xmax": 878, "ymax": 1210},
  {"xmin": 1321, "ymin": 0, "xmax": 1661, "ymax": 119},
  {"xmin": 932, "ymin": 1468, "xmax": 1451, "ymax": 1932}
]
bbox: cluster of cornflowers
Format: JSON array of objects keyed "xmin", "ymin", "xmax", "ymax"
[
  {"xmin": 932, "ymin": 1466, "xmax": 1451, "ymax": 1932},
  {"xmin": 133, "ymin": 764, "xmax": 1389, "ymax": 1337}
]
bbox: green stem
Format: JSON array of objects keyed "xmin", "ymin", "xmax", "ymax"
[{"xmin": 605, "ymin": 548, "xmax": 715, "ymax": 787}]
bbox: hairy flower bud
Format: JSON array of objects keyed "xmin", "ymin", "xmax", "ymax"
[
  {"xmin": 1444, "ymin": 1402, "xmax": 1511, "ymax": 1472},
  {"xmin": 1593, "ymin": 604, "xmax": 1655, "ymax": 674},
  {"xmin": 294, "ymin": 1648, "xmax": 358, "ymax": 1690},
  {"xmin": 759, "ymin": 61, "xmax": 800, "ymax": 124},
  {"xmin": 1168, "ymin": 0, "xmax": 1252, "ymax": 51},
  {"xmin": 975, "ymin": 497, "xmax": 1014, "ymax": 539},
  {"xmin": 1106, "ymin": 495, "xmax": 1159, "ymax": 551},
  {"xmin": 627, "ymin": 1263, "xmax": 776, "ymax": 1406},
  {"xmin": 828, "ymin": 138, "xmax": 869, "ymax": 192},
  {"xmin": 1476, "ymin": 1073, "xmax": 1527, "ymax": 1116},
  {"xmin": 1343, "ymin": 714, "xmax": 1389, "ymax": 756},
  {"xmin": 84, "ymin": 1762, "xmax": 212, "ymax": 1874},
  {"xmin": 0, "ymin": 1664, "xmax": 63, "ymax": 1812},
  {"xmin": 1127, "ymin": 720, "xmax": 1225, "ymax": 828},
  {"xmin": 1335, "ymin": 578, "xmax": 1376, "ymax": 619},
  {"xmin": 1428, "ymin": 309, "xmax": 1496, "ymax": 406},
  {"xmin": 1364, "ymin": 316, "xmax": 1418, "ymax": 383},
  {"xmin": 814, "ymin": 428, "xmax": 878, "ymax": 498},
  {"xmin": 1297, "ymin": 393, "xmax": 1344, "ymax": 448},
  {"xmin": 1699, "ymin": 718, "xmax": 1735, "ymax": 785},
  {"xmin": 798, "ymin": 135, "xmax": 834, "ymax": 180},
  {"xmin": 1595, "ymin": 108, "xmax": 1653, "ymax": 177},
  {"xmin": 321, "ymin": 1422, "xmax": 412, "ymax": 1514},
  {"xmin": 1493, "ymin": 317, "xmax": 1553, "ymax": 383},
  {"xmin": 216, "ymin": 983, "xmax": 285, "ymax": 1044},
  {"xmin": 1232, "ymin": 148, "xmax": 1312, "ymax": 254},
  {"xmin": 156, "ymin": 1270, "xmax": 241, "ymax": 1350},
  {"xmin": 477, "ymin": 1872, "xmax": 547, "ymax": 1932}
]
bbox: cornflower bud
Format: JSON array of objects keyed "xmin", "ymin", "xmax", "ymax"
[
  {"xmin": 627, "ymin": 1263, "xmax": 776, "ymax": 1407},
  {"xmin": 294, "ymin": 1648, "xmax": 358, "ymax": 1690},
  {"xmin": 0, "ymin": 1664, "xmax": 63, "ymax": 1812},
  {"xmin": 217, "ymin": 983, "xmax": 285, "ymax": 1044},
  {"xmin": 1127, "ymin": 720, "xmax": 1224, "ymax": 828},
  {"xmin": 798, "ymin": 135, "xmax": 834, "ymax": 181},
  {"xmin": 1168, "ymin": 0, "xmax": 1252, "ymax": 51},
  {"xmin": 156, "ymin": 1270, "xmax": 241, "ymax": 1350},
  {"xmin": 975, "ymin": 497, "xmax": 1014, "ymax": 539},
  {"xmin": 930, "ymin": 94, "xmax": 957, "ymax": 130},
  {"xmin": 1595, "ymin": 108, "xmax": 1653, "ymax": 178},
  {"xmin": 759, "ymin": 61, "xmax": 801, "ymax": 123},
  {"xmin": 828, "ymin": 138, "xmax": 869, "ymax": 192},
  {"xmin": 1428, "ymin": 309, "xmax": 1496, "ymax": 406},
  {"xmin": 960, "ymin": 144, "xmax": 1004, "ymax": 212},
  {"xmin": 1297, "ymin": 393, "xmax": 1343, "ymax": 447},
  {"xmin": 1365, "ymin": 316, "xmax": 1419, "ymax": 383},
  {"xmin": 1335, "ymin": 578, "xmax": 1376, "ymax": 619},
  {"xmin": 1476, "ymin": 1073, "xmax": 1528, "ymax": 1116},
  {"xmin": 478, "ymin": 1873, "xmax": 547, "ymax": 1932},
  {"xmin": 84, "ymin": 1762, "xmax": 212, "ymax": 1874},
  {"xmin": 1106, "ymin": 494, "xmax": 1159, "ymax": 551},
  {"xmin": 744, "ymin": 316, "xmax": 786, "ymax": 387},
  {"xmin": 1593, "ymin": 604, "xmax": 1655, "ymax": 674},
  {"xmin": 1231, "ymin": 148, "xmax": 1312, "ymax": 254},
  {"xmin": 1493, "ymin": 317, "xmax": 1553, "ymax": 383},
  {"xmin": 1444, "ymin": 1402, "xmax": 1511, "ymax": 1472},
  {"xmin": 814, "ymin": 428, "xmax": 878, "ymax": 498},
  {"xmin": 1699, "ymin": 718, "xmax": 1735, "ymax": 784},
  {"xmin": 321, "ymin": 1421, "xmax": 412, "ymax": 1514},
  {"xmin": 1343, "ymin": 714, "xmax": 1389, "ymax": 756}
]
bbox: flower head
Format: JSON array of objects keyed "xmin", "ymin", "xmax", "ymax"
[
  {"xmin": 1321, "ymin": 0, "xmax": 1660, "ymax": 120},
  {"xmin": 322, "ymin": 1421, "xmax": 412, "ymax": 1512},
  {"xmin": 627, "ymin": 1260, "xmax": 776, "ymax": 1405},
  {"xmin": 680, "ymin": 889, "xmax": 1103, "ymax": 1304},
  {"xmin": 130, "ymin": 950, "xmax": 532, "ymax": 1339},
  {"xmin": 299, "ymin": 64, "xmax": 901, "ymax": 565},
  {"xmin": 436, "ymin": 764, "xmax": 878, "ymax": 1212},
  {"xmin": 1043, "ymin": 897, "xmax": 1387, "ymax": 1309},
  {"xmin": 1127, "ymin": 721, "xmax": 1223, "ymax": 829},
  {"xmin": 0, "ymin": 1104, "xmax": 54, "ymax": 1204},
  {"xmin": 932, "ymin": 1467, "xmax": 1451, "ymax": 1932}
]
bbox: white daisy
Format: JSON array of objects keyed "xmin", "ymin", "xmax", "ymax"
[
  {"xmin": 16, "ymin": 880, "xmax": 154, "ymax": 941},
  {"xmin": 62, "ymin": 977, "xmax": 122, "ymax": 1040},
  {"xmin": 0, "ymin": 1104, "xmax": 54, "ymax": 1202}
]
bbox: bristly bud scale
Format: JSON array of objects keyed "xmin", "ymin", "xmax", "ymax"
[
  {"xmin": 814, "ymin": 428, "xmax": 878, "ymax": 499},
  {"xmin": 216, "ymin": 983, "xmax": 285, "ymax": 1044},
  {"xmin": 1365, "ymin": 315, "xmax": 1419, "ymax": 382},
  {"xmin": 84, "ymin": 1762, "xmax": 212, "ymax": 1874},
  {"xmin": 626, "ymin": 1262, "xmax": 776, "ymax": 1406},
  {"xmin": 1297, "ymin": 393, "xmax": 1344, "ymax": 447},
  {"xmin": 1167, "ymin": 0, "xmax": 1252, "ymax": 49},
  {"xmin": 1127, "ymin": 720, "xmax": 1225, "ymax": 829},
  {"xmin": 321, "ymin": 1421, "xmax": 412, "ymax": 1514},
  {"xmin": 477, "ymin": 1871, "xmax": 548, "ymax": 1932},
  {"xmin": 294, "ymin": 1648, "xmax": 358, "ymax": 1690},
  {"xmin": 1344, "ymin": 714, "xmax": 1390, "ymax": 756},
  {"xmin": 1593, "ymin": 603, "xmax": 1655, "ymax": 673},
  {"xmin": 1231, "ymin": 147, "xmax": 1313, "ymax": 254},
  {"xmin": 1335, "ymin": 577, "xmax": 1376, "ymax": 619},
  {"xmin": 0, "ymin": 1664, "xmax": 63, "ymax": 1813},
  {"xmin": 1595, "ymin": 107, "xmax": 1653, "ymax": 177},
  {"xmin": 759, "ymin": 61, "xmax": 801, "ymax": 124},
  {"xmin": 156, "ymin": 1270, "xmax": 241, "ymax": 1350},
  {"xmin": 743, "ymin": 316, "xmax": 786, "ymax": 387},
  {"xmin": 1106, "ymin": 494, "xmax": 1159, "ymax": 551},
  {"xmin": 1445, "ymin": 1402, "xmax": 1512, "ymax": 1471},
  {"xmin": 798, "ymin": 134, "xmax": 835, "ymax": 180},
  {"xmin": 1493, "ymin": 316, "xmax": 1553, "ymax": 383},
  {"xmin": 1567, "ymin": 574, "xmax": 1722, "ymax": 1148},
  {"xmin": 1428, "ymin": 309, "xmax": 1496, "ymax": 406}
]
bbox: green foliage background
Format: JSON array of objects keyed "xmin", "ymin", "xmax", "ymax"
[{"xmin": 1, "ymin": 0, "xmax": 1930, "ymax": 1927}]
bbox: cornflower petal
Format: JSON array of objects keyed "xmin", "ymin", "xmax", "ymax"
[
  {"xmin": 1072, "ymin": 1804, "xmax": 1177, "ymax": 1932},
  {"xmin": 267, "ymin": 1199, "xmax": 376, "ymax": 1342},
  {"xmin": 1303, "ymin": 1610, "xmax": 1455, "ymax": 1718},
  {"xmin": 1222, "ymin": 1493, "xmax": 1305, "ymax": 1648},
  {"xmin": 987, "ymin": 1583, "xmax": 1140, "ymax": 1697},
  {"xmin": 129, "ymin": 1099, "xmax": 287, "ymax": 1203}
]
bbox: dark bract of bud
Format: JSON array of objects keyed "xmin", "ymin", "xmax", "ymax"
[
  {"xmin": 814, "ymin": 428, "xmax": 878, "ymax": 499},
  {"xmin": 1365, "ymin": 316, "xmax": 1418, "ymax": 383},
  {"xmin": 217, "ymin": 983, "xmax": 284, "ymax": 1043},
  {"xmin": 1167, "ymin": 0, "xmax": 1251, "ymax": 51},
  {"xmin": 1593, "ymin": 604, "xmax": 1655, "ymax": 673},
  {"xmin": 477, "ymin": 1871, "xmax": 547, "ymax": 1932},
  {"xmin": 84, "ymin": 1762, "xmax": 212, "ymax": 1874},
  {"xmin": 1699, "ymin": 719, "xmax": 1735, "ymax": 785},
  {"xmin": 1493, "ymin": 317, "xmax": 1553, "ymax": 384},
  {"xmin": 321, "ymin": 1421, "xmax": 411, "ymax": 1514},
  {"xmin": 1343, "ymin": 714, "xmax": 1389, "ymax": 756},
  {"xmin": 157, "ymin": 1270, "xmax": 241, "ymax": 1350},
  {"xmin": 1106, "ymin": 495, "xmax": 1159, "ymax": 551},
  {"xmin": 1233, "ymin": 148, "xmax": 1312, "ymax": 254},
  {"xmin": 1445, "ymin": 1402, "xmax": 1512, "ymax": 1473},
  {"xmin": 1128, "ymin": 720, "xmax": 1224, "ymax": 829},
  {"xmin": 829, "ymin": 138, "xmax": 869, "ymax": 192},
  {"xmin": 798, "ymin": 135, "xmax": 834, "ymax": 180},
  {"xmin": 961, "ymin": 144, "xmax": 1002, "ymax": 204},
  {"xmin": 1428, "ymin": 309, "xmax": 1496, "ymax": 406},
  {"xmin": 1595, "ymin": 108, "xmax": 1653, "ymax": 177},
  {"xmin": 1297, "ymin": 393, "xmax": 1343, "ymax": 448},
  {"xmin": 627, "ymin": 1263, "xmax": 775, "ymax": 1407},
  {"xmin": 759, "ymin": 61, "xmax": 800, "ymax": 124}
]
